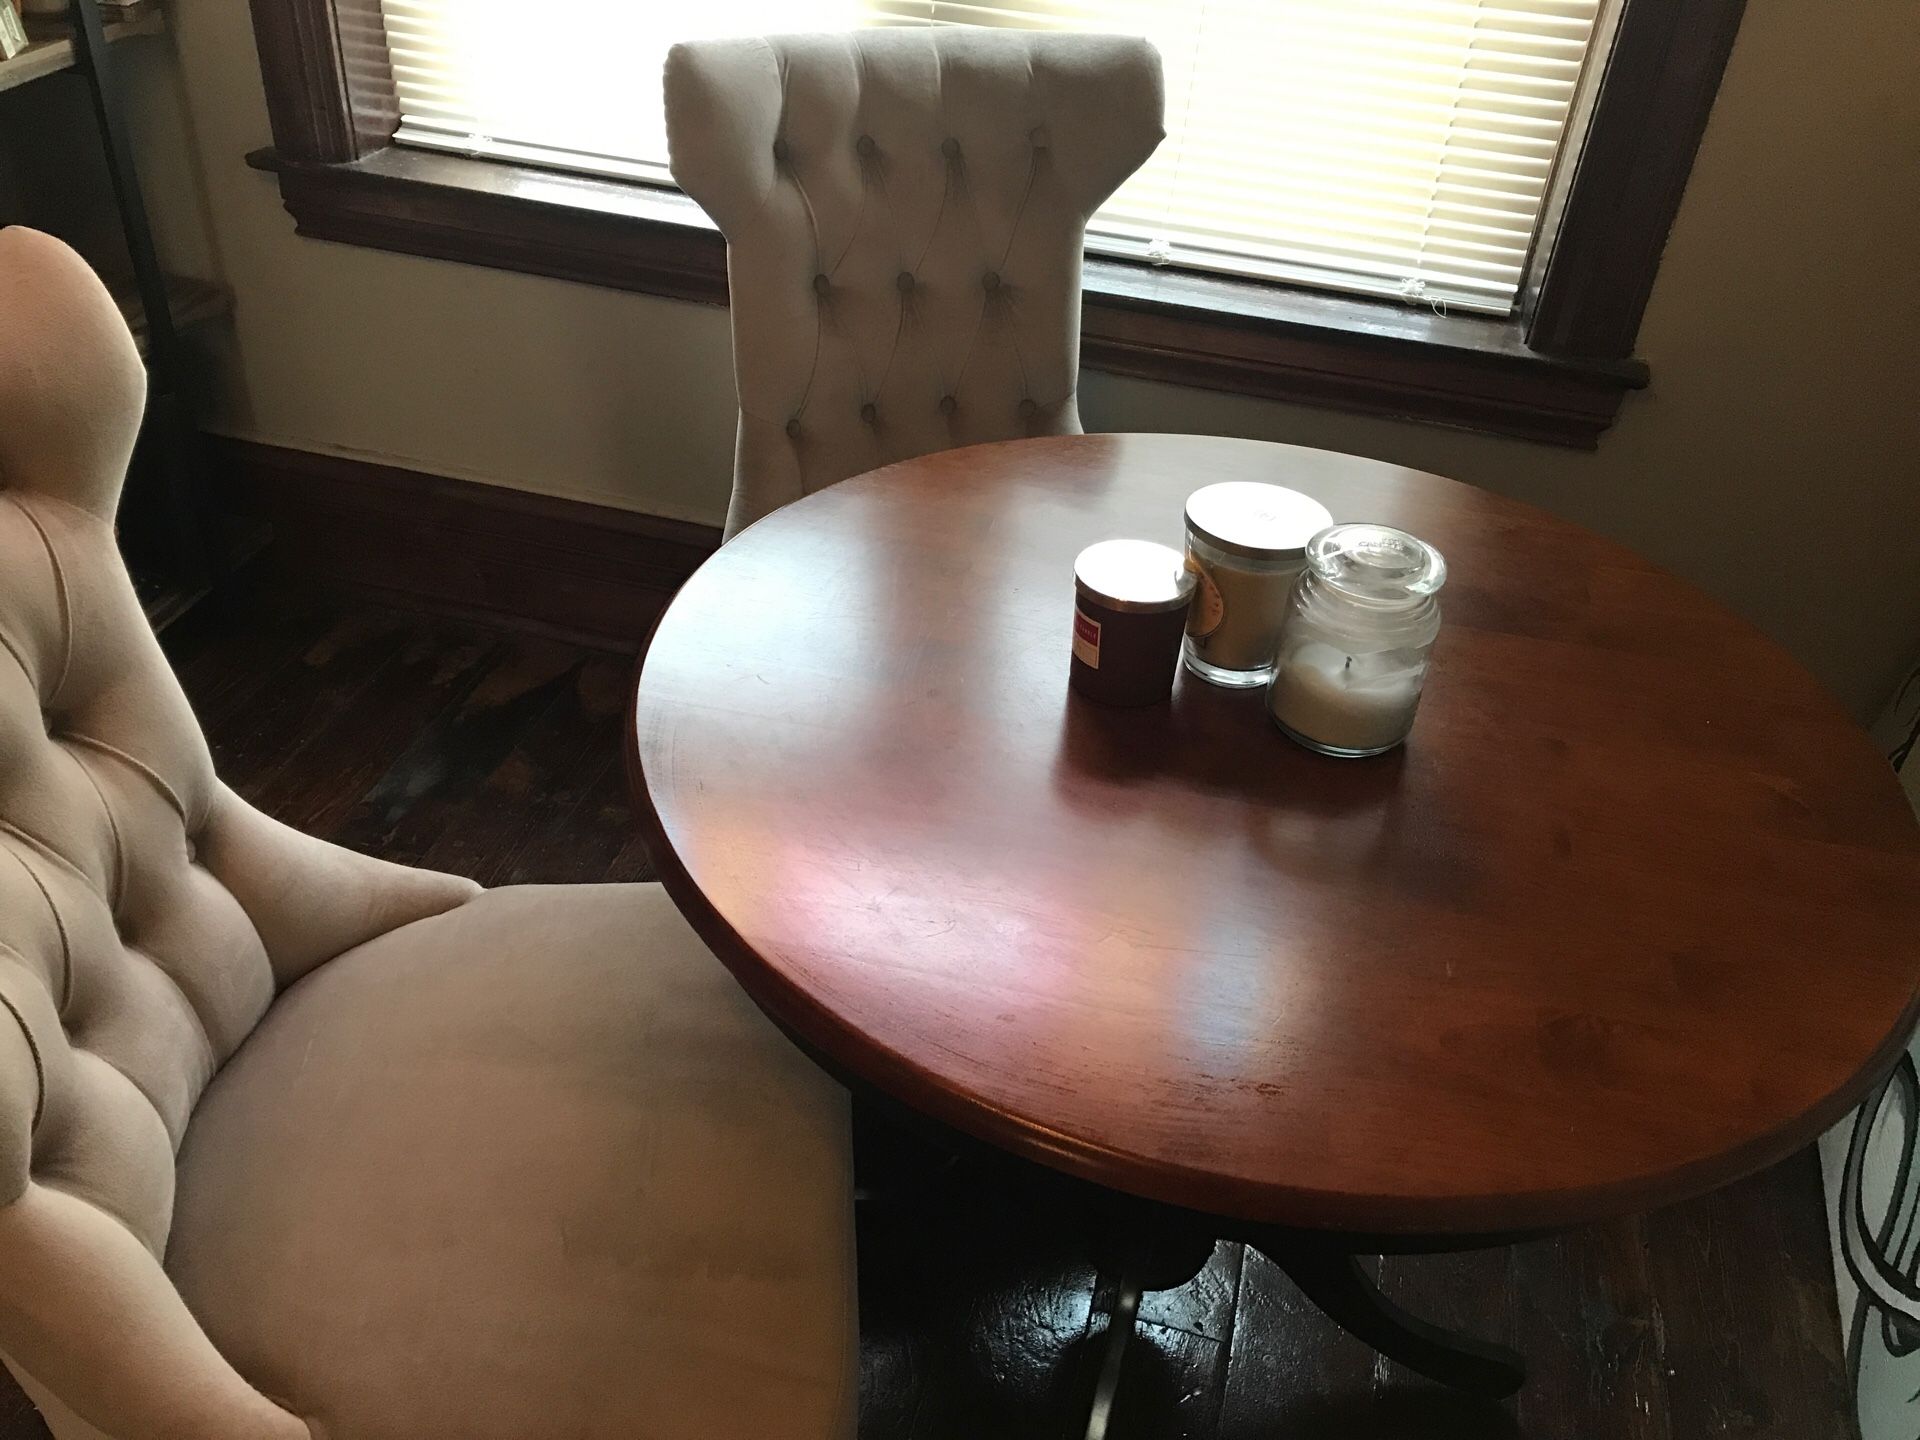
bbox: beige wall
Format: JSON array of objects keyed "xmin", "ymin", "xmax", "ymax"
[{"xmin": 129, "ymin": 0, "xmax": 1918, "ymax": 719}]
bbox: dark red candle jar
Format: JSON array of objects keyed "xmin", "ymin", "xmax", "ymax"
[{"xmin": 1070, "ymin": 540, "xmax": 1197, "ymax": 707}]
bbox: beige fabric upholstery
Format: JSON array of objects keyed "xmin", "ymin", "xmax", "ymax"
[
  {"xmin": 0, "ymin": 227, "xmax": 855, "ymax": 1439},
  {"xmin": 666, "ymin": 29, "xmax": 1164, "ymax": 536},
  {"xmin": 169, "ymin": 885, "xmax": 855, "ymax": 1440}
]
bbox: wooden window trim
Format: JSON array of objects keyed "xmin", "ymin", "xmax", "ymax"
[{"xmin": 244, "ymin": 0, "xmax": 1746, "ymax": 450}]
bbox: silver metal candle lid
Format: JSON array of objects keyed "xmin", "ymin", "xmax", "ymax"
[
  {"xmin": 1184, "ymin": 482, "xmax": 1333, "ymax": 561},
  {"xmin": 1073, "ymin": 539, "xmax": 1197, "ymax": 614}
]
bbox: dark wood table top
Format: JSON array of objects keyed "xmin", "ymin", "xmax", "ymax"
[{"xmin": 629, "ymin": 433, "xmax": 1920, "ymax": 1234}]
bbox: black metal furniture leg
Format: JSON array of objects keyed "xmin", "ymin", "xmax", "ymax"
[
  {"xmin": 1083, "ymin": 1271, "xmax": 1142, "ymax": 1440},
  {"xmin": 1265, "ymin": 1243, "xmax": 1526, "ymax": 1398}
]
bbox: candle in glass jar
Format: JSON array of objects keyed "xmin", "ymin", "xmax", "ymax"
[
  {"xmin": 1268, "ymin": 642, "xmax": 1427, "ymax": 755},
  {"xmin": 1182, "ymin": 482, "xmax": 1333, "ymax": 689},
  {"xmin": 1266, "ymin": 523, "xmax": 1447, "ymax": 758},
  {"xmin": 1069, "ymin": 539, "xmax": 1196, "ymax": 707}
]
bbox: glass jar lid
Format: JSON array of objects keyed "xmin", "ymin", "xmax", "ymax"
[
  {"xmin": 1073, "ymin": 539, "xmax": 1197, "ymax": 614},
  {"xmin": 1306, "ymin": 523, "xmax": 1447, "ymax": 601},
  {"xmin": 1184, "ymin": 482, "xmax": 1333, "ymax": 561}
]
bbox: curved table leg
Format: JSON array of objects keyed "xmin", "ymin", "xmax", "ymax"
[{"xmin": 1264, "ymin": 1243, "xmax": 1527, "ymax": 1398}]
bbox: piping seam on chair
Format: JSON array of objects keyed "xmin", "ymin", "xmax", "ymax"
[
  {"xmin": 947, "ymin": 176, "xmax": 990, "ymax": 398},
  {"xmin": 915, "ymin": 45, "xmax": 952, "ymax": 278},
  {"xmin": 62, "ymin": 751, "xmax": 126, "ymax": 916},
  {"xmin": 62, "ymin": 733, "xmax": 189, "ymax": 827},
  {"xmin": 3, "ymin": 495, "xmax": 73, "ymax": 708},
  {"xmin": 0, "ymin": 623, "xmax": 31, "ymax": 693},
  {"xmin": 0, "ymin": 951, "xmax": 47, "ymax": 1132},
  {"xmin": 1026, "ymin": 51, "xmax": 1087, "ymax": 412},
  {"xmin": 992, "ymin": 128, "xmax": 1043, "ymax": 408},
  {"xmin": 827, "ymin": 35, "xmax": 873, "ymax": 283},
  {"xmin": 870, "ymin": 283, "xmax": 910, "ymax": 416},
  {"xmin": 1, "ymin": 844, "xmax": 71, "ymax": 1012},
  {"xmin": 123, "ymin": 942, "xmax": 220, "ymax": 1096},
  {"xmin": 0, "ymin": 816, "xmax": 92, "ymax": 892},
  {"xmin": 791, "ymin": 148, "xmax": 829, "ymax": 432},
  {"xmin": 998, "ymin": 144, "xmax": 1041, "ymax": 278},
  {"xmin": 742, "ymin": 36, "xmax": 787, "ymax": 226},
  {"xmin": 863, "ymin": 74, "xmax": 913, "ymax": 412},
  {"xmin": 68, "ymin": 1021, "xmax": 195, "ymax": 1163}
]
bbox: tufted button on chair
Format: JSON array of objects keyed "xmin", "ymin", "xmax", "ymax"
[
  {"xmin": 0, "ymin": 228, "xmax": 855, "ymax": 1439},
  {"xmin": 665, "ymin": 28, "xmax": 1165, "ymax": 537}
]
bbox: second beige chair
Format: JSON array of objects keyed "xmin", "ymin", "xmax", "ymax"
[{"xmin": 666, "ymin": 28, "xmax": 1165, "ymax": 537}]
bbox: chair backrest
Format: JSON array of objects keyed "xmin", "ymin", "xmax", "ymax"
[
  {"xmin": 666, "ymin": 28, "xmax": 1164, "ymax": 536},
  {"xmin": 0, "ymin": 228, "xmax": 474, "ymax": 1439}
]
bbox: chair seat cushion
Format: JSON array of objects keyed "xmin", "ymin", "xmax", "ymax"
[{"xmin": 164, "ymin": 883, "xmax": 855, "ymax": 1440}]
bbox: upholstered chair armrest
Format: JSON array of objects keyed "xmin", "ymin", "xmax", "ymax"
[
  {"xmin": 197, "ymin": 784, "xmax": 479, "ymax": 989},
  {"xmin": 0, "ymin": 1181, "xmax": 311, "ymax": 1440},
  {"xmin": 1, "ymin": 992, "xmax": 305, "ymax": 1438}
]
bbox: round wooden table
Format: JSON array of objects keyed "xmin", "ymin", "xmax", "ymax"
[{"xmin": 629, "ymin": 432, "xmax": 1920, "ymax": 1394}]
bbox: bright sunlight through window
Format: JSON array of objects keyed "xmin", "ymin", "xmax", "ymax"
[{"xmin": 382, "ymin": 1, "xmax": 1607, "ymax": 315}]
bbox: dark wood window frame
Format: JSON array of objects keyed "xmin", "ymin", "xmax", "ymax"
[{"xmin": 244, "ymin": 0, "xmax": 1745, "ymax": 449}]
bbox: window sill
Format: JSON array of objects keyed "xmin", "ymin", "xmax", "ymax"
[{"xmin": 248, "ymin": 145, "xmax": 1647, "ymax": 448}]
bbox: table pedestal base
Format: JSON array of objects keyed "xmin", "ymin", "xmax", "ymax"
[
  {"xmin": 1266, "ymin": 1242, "xmax": 1526, "ymax": 1397},
  {"xmin": 1070, "ymin": 1187, "xmax": 1527, "ymax": 1439},
  {"xmin": 1081, "ymin": 1235, "xmax": 1524, "ymax": 1439},
  {"xmin": 848, "ymin": 1094, "xmax": 1537, "ymax": 1436}
]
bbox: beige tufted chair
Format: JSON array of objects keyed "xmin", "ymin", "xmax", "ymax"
[
  {"xmin": 666, "ymin": 28, "xmax": 1164, "ymax": 537},
  {"xmin": 0, "ymin": 228, "xmax": 854, "ymax": 1439}
]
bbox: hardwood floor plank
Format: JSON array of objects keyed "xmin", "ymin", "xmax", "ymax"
[
  {"xmin": 163, "ymin": 580, "xmax": 340, "ymax": 732},
  {"xmin": 1512, "ymin": 1221, "xmax": 1673, "ymax": 1440},
  {"xmin": 1645, "ymin": 1151, "xmax": 1851, "ymax": 1439},
  {"xmin": 494, "ymin": 746, "xmax": 656, "ymax": 885},
  {"xmin": 414, "ymin": 654, "xmax": 632, "ymax": 885},
  {"xmin": 197, "ymin": 608, "xmax": 423, "ymax": 805},
  {"xmin": 598, "ymin": 827, "xmax": 663, "ymax": 884},
  {"xmin": 1219, "ymin": 1248, "xmax": 1382, "ymax": 1439},
  {"xmin": 250, "ymin": 621, "xmax": 501, "ymax": 840},
  {"xmin": 323, "ymin": 635, "xmax": 582, "ymax": 869},
  {"xmin": 1098, "ymin": 1319, "xmax": 1231, "ymax": 1440}
]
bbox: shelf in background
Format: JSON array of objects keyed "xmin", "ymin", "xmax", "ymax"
[{"xmin": 0, "ymin": 2, "xmax": 163, "ymax": 97}]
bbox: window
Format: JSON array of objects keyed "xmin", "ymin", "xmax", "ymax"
[
  {"xmin": 252, "ymin": 0, "xmax": 1742, "ymax": 447},
  {"xmin": 381, "ymin": 0, "xmax": 1606, "ymax": 316}
]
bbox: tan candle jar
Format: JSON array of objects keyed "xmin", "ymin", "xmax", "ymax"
[{"xmin": 1181, "ymin": 482, "xmax": 1334, "ymax": 689}]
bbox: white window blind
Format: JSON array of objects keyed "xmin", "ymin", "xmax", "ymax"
[{"xmin": 383, "ymin": 0, "xmax": 1605, "ymax": 314}]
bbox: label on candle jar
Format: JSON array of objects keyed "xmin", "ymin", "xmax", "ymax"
[
  {"xmin": 1071, "ymin": 607, "xmax": 1102, "ymax": 669},
  {"xmin": 1183, "ymin": 556, "xmax": 1224, "ymax": 638}
]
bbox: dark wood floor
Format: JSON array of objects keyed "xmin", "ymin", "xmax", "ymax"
[{"xmin": 0, "ymin": 581, "xmax": 1854, "ymax": 1439}]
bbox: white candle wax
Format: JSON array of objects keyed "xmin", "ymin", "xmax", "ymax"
[{"xmin": 1269, "ymin": 641, "xmax": 1425, "ymax": 754}]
